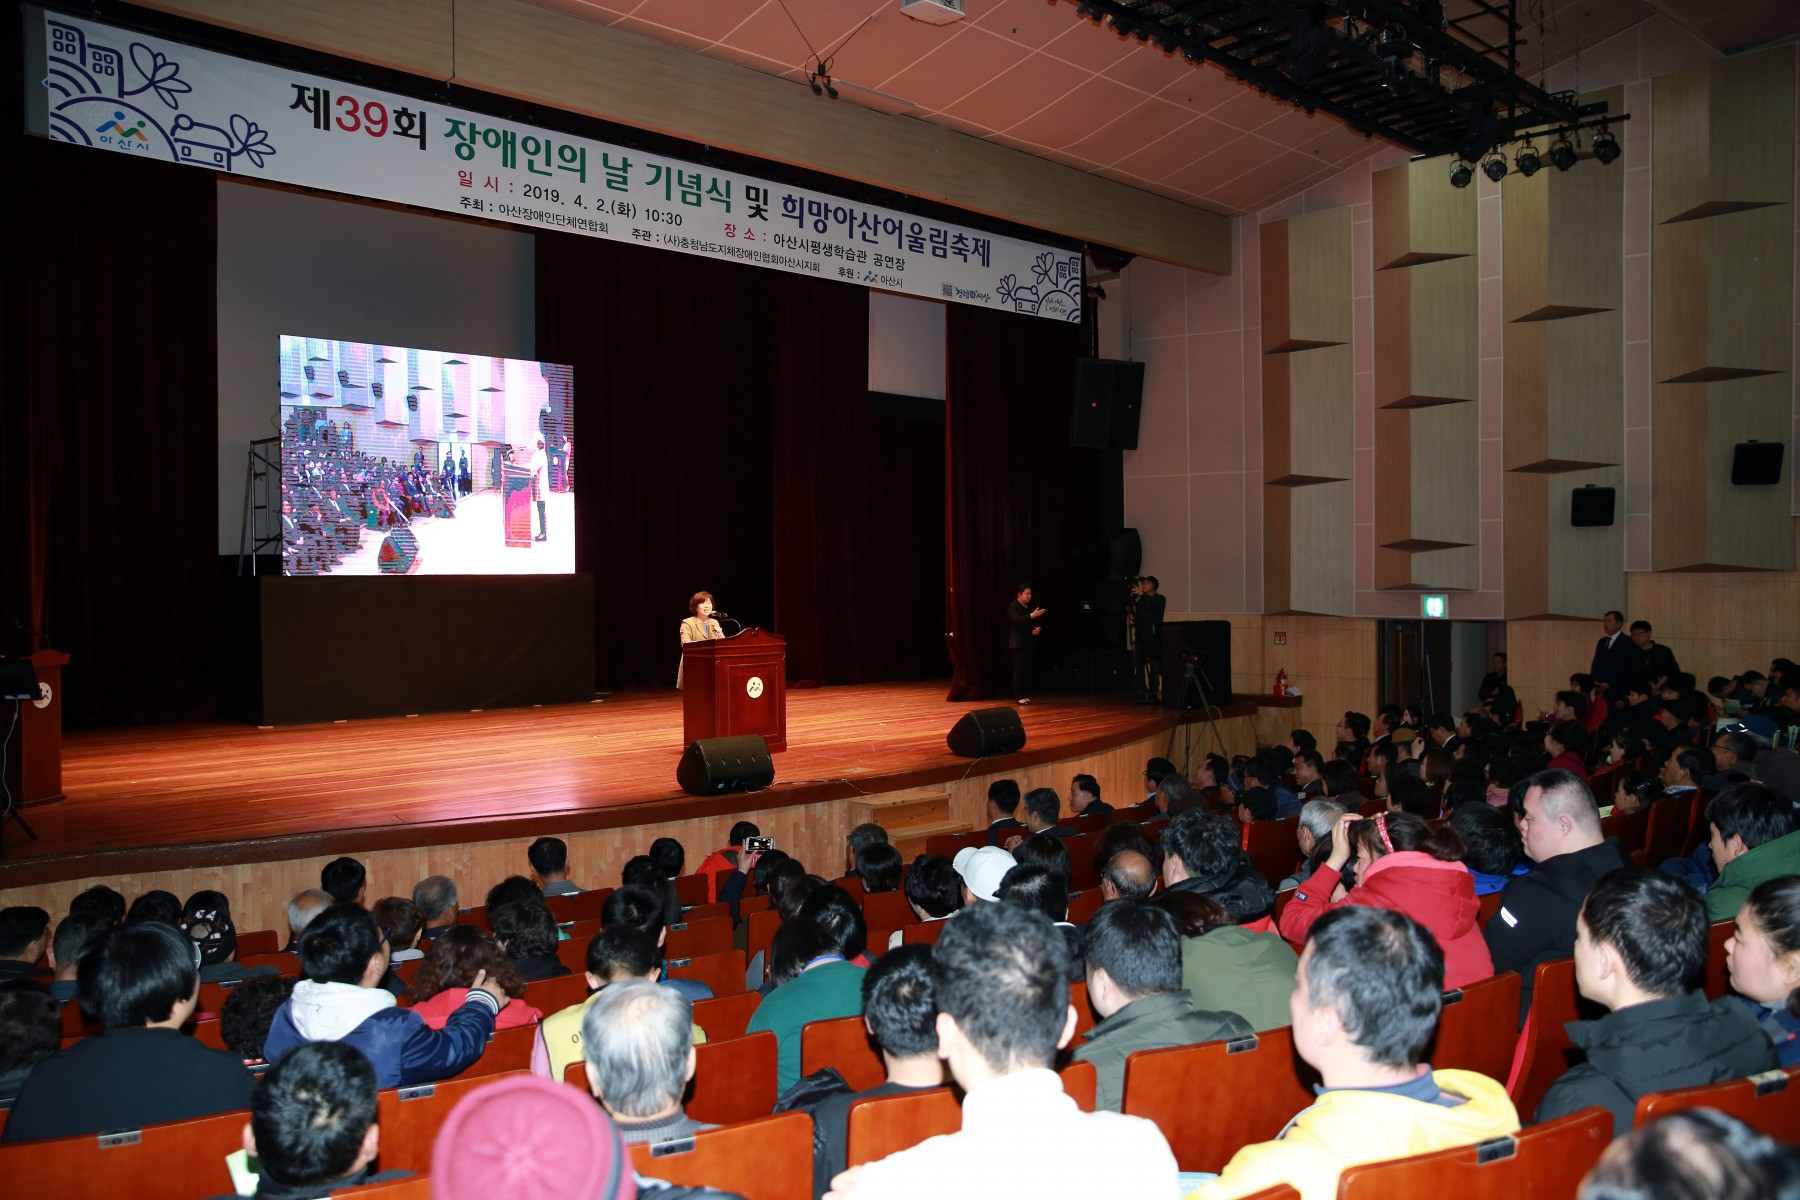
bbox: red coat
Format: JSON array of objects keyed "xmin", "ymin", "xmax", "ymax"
[
  {"xmin": 1548, "ymin": 749, "xmax": 1590, "ymax": 780},
  {"xmin": 1277, "ymin": 852, "xmax": 1494, "ymax": 989}
]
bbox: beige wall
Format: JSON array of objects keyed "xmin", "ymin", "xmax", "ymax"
[{"xmin": 1174, "ymin": 611, "xmax": 1381, "ymax": 740}]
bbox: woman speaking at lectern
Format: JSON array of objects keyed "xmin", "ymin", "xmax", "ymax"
[{"xmin": 677, "ymin": 591, "xmax": 725, "ymax": 690}]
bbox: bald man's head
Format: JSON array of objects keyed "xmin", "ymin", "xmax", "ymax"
[{"xmin": 1100, "ymin": 849, "xmax": 1156, "ymax": 901}]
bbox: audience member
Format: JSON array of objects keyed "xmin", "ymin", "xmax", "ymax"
[
  {"xmin": 998, "ymin": 863, "xmax": 1082, "ymax": 981},
  {"xmin": 532, "ymin": 923, "xmax": 707, "ymax": 1084},
  {"xmin": 0, "ymin": 981, "xmax": 59, "ymax": 1106},
  {"xmin": 845, "ymin": 823, "xmax": 889, "ymax": 877},
  {"xmin": 696, "ymin": 820, "xmax": 761, "ymax": 902},
  {"xmin": 285, "ymin": 889, "xmax": 333, "ymax": 951},
  {"xmin": 603, "ymin": 884, "xmax": 713, "ymax": 1003},
  {"xmin": 218, "ymin": 1041, "xmax": 408, "ymax": 1198},
  {"xmin": 1010, "ymin": 831, "xmax": 1072, "ymax": 882},
  {"xmin": 1727, "ymin": 875, "xmax": 1800, "ymax": 1066},
  {"xmin": 1100, "ymin": 848, "xmax": 1157, "ymax": 902},
  {"xmin": 886, "ymin": 854, "xmax": 962, "ymax": 949},
  {"xmin": 623, "ymin": 854, "xmax": 684, "ymax": 926},
  {"xmin": 824, "ymin": 901, "xmax": 1179, "ymax": 1199},
  {"xmin": 371, "ymin": 896, "xmax": 425, "ymax": 964},
  {"xmin": 528, "ymin": 836, "xmax": 582, "ymax": 896},
  {"xmin": 581, "ymin": 978, "xmax": 712, "ymax": 1146},
  {"xmin": 0, "ymin": 907, "xmax": 51, "ymax": 982},
  {"xmin": 1449, "ymin": 801, "xmax": 1526, "ymax": 894},
  {"xmin": 44, "ymin": 913, "xmax": 105, "ymax": 1002},
  {"xmin": 490, "ymin": 901, "xmax": 571, "ymax": 982},
  {"xmin": 1283, "ymin": 798, "xmax": 1349, "ymax": 890},
  {"xmin": 1484, "ymin": 769, "xmax": 1633, "ymax": 1020},
  {"xmin": 1070, "ymin": 772, "xmax": 1112, "ymax": 821},
  {"xmin": 1074, "ymin": 900, "xmax": 1252, "ymax": 1111},
  {"xmin": 67, "ymin": 886, "xmax": 126, "ymax": 931},
  {"xmin": 1161, "ymin": 810, "xmax": 1275, "ymax": 923},
  {"xmin": 3, "ymin": 923, "xmax": 254, "ymax": 1142},
  {"xmin": 806, "ymin": 946, "xmax": 946, "ymax": 1196},
  {"xmin": 1630, "ymin": 620, "xmax": 1680, "ymax": 689},
  {"xmin": 485, "ymin": 874, "xmax": 544, "ymax": 915},
  {"xmin": 1702, "ymin": 784, "xmax": 1800, "ymax": 920},
  {"xmin": 410, "ymin": 876, "xmax": 459, "ymax": 942},
  {"xmin": 1155, "ymin": 890, "xmax": 1298, "ymax": 1033},
  {"xmin": 320, "ymin": 857, "xmax": 367, "ymax": 907},
  {"xmin": 1021, "ymin": 787, "xmax": 1076, "ymax": 838},
  {"xmin": 983, "ymin": 779, "xmax": 1025, "ymax": 845},
  {"xmin": 750, "ymin": 894, "xmax": 867, "ymax": 1093},
  {"xmin": 1538, "ymin": 868, "xmax": 1775, "ymax": 1136},
  {"xmin": 1385, "ymin": 771, "xmax": 1433, "ymax": 818},
  {"xmin": 178, "ymin": 890, "xmax": 276, "ymax": 985},
  {"xmin": 952, "ymin": 845, "xmax": 1015, "ymax": 906},
  {"xmin": 1293, "ymin": 750, "xmax": 1328, "ymax": 798},
  {"xmin": 1545, "ymin": 721, "xmax": 1590, "ymax": 779},
  {"xmin": 855, "ymin": 843, "xmax": 903, "ymax": 895},
  {"xmin": 262, "ymin": 903, "xmax": 501, "ymax": 1088},
  {"xmin": 1578, "ymin": 1108, "xmax": 1800, "ymax": 1200},
  {"xmin": 218, "ymin": 973, "xmax": 297, "ymax": 1069},
  {"xmin": 1195, "ymin": 906, "xmax": 1519, "ymax": 1200},
  {"xmin": 648, "ymin": 836, "xmax": 686, "ymax": 881},
  {"xmin": 123, "ymin": 889, "xmax": 182, "ymax": 929},
  {"xmin": 405, "ymin": 924, "xmax": 540, "ymax": 1030}
]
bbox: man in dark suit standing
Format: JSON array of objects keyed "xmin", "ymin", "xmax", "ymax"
[
  {"xmin": 1131, "ymin": 576, "xmax": 1167, "ymax": 704},
  {"xmin": 1007, "ymin": 583, "xmax": 1046, "ymax": 706},
  {"xmin": 1590, "ymin": 610, "xmax": 1634, "ymax": 697},
  {"xmin": 1629, "ymin": 620, "xmax": 1680, "ymax": 690}
]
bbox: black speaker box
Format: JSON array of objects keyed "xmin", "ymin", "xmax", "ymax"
[
  {"xmin": 1070, "ymin": 359, "xmax": 1145, "ymax": 450},
  {"xmin": 947, "ymin": 707, "xmax": 1027, "ymax": 758},
  {"xmin": 1732, "ymin": 441, "xmax": 1785, "ymax": 486},
  {"xmin": 1569, "ymin": 485, "xmax": 1616, "ymax": 527},
  {"xmin": 377, "ymin": 528, "xmax": 421, "ymax": 574},
  {"xmin": 1108, "ymin": 528, "xmax": 1142, "ymax": 579},
  {"xmin": 1160, "ymin": 620, "xmax": 1233, "ymax": 711},
  {"xmin": 676, "ymin": 735, "xmax": 775, "ymax": 795}
]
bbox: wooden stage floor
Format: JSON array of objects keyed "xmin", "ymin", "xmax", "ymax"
[{"xmin": 1, "ymin": 682, "xmax": 1224, "ymax": 887}]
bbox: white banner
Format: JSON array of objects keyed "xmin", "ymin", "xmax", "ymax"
[{"xmin": 26, "ymin": 9, "xmax": 1083, "ymax": 322}]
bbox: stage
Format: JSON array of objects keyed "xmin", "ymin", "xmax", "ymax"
[{"xmin": 0, "ymin": 682, "xmax": 1258, "ymax": 935}]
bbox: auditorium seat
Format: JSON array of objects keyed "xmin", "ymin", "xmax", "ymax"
[
  {"xmin": 1114, "ymin": 801, "xmax": 1158, "ymax": 824},
  {"xmin": 1069, "ymin": 980, "xmax": 1097, "ymax": 1038},
  {"xmin": 1642, "ymin": 795, "xmax": 1692, "ymax": 870},
  {"xmin": 525, "ymin": 971, "xmax": 590, "ymax": 1015},
  {"xmin": 746, "ymin": 909, "xmax": 782, "ymax": 980},
  {"xmin": 674, "ymin": 874, "xmax": 711, "ymax": 906},
  {"xmin": 1120, "ymin": 1027, "xmax": 1318, "ymax": 1172},
  {"xmin": 692, "ymin": 990, "xmax": 763, "ymax": 1040},
  {"xmin": 1067, "ymin": 888, "xmax": 1104, "ymax": 926},
  {"xmin": 236, "ymin": 928, "xmax": 280, "ymax": 955},
  {"xmin": 564, "ymin": 1029, "xmax": 779, "ymax": 1126},
  {"xmin": 1701, "ymin": 918, "xmax": 1734, "ymax": 1000},
  {"xmin": 1599, "ymin": 806, "xmax": 1649, "ymax": 864},
  {"xmin": 544, "ymin": 887, "xmax": 611, "ymax": 924},
  {"xmin": 1359, "ymin": 794, "xmax": 1387, "ymax": 817},
  {"xmin": 59, "ymin": 1002, "xmax": 97, "ymax": 1041},
  {"xmin": 192, "ymin": 1017, "xmax": 229, "ymax": 1051},
  {"xmin": 845, "ymin": 1087, "xmax": 961, "ymax": 1168},
  {"xmin": 1431, "ymin": 973, "xmax": 1521, "ymax": 1082},
  {"xmin": 925, "ymin": 830, "xmax": 987, "ymax": 859},
  {"xmin": 1065, "ymin": 834, "xmax": 1100, "ymax": 892},
  {"xmin": 1476, "ymin": 892, "xmax": 1502, "ymax": 928},
  {"xmin": 452, "ymin": 1023, "xmax": 536, "ymax": 1079},
  {"xmin": 1507, "ymin": 957, "xmax": 1596, "ymax": 1122},
  {"xmin": 1336, "ymin": 1106, "xmax": 1611, "ymax": 1200},
  {"xmin": 831, "ymin": 875, "xmax": 867, "ymax": 902},
  {"xmin": 561, "ymin": 918, "xmax": 602, "ymax": 942},
  {"xmin": 900, "ymin": 920, "xmax": 950, "ymax": 947},
  {"xmin": 1059, "ymin": 1057, "xmax": 1097, "ymax": 1112},
  {"xmin": 1635, "ymin": 1064, "xmax": 1800, "ymax": 1135},
  {"xmin": 0, "ymin": 1104, "xmax": 249, "ymax": 1195},
  {"xmin": 682, "ymin": 901, "xmax": 730, "ymax": 923},
  {"xmin": 555, "ymin": 935, "xmax": 588, "ymax": 975},
  {"xmin": 236, "ymin": 951, "xmax": 300, "ymax": 976},
  {"xmin": 1273, "ymin": 887, "xmax": 1298, "ymax": 922},
  {"xmin": 738, "ymin": 894, "xmax": 772, "ymax": 918},
  {"xmin": 862, "ymin": 889, "xmax": 915, "ymax": 932},
  {"xmin": 666, "ymin": 916, "xmax": 734, "ymax": 960},
  {"xmin": 1241, "ymin": 817, "xmax": 1301, "ymax": 888},
  {"xmin": 458, "ymin": 905, "xmax": 490, "ymax": 931},
  {"xmin": 629, "ymin": 1110, "xmax": 812, "ymax": 1200},
  {"xmin": 668, "ymin": 948, "xmax": 748, "ymax": 998},
  {"xmin": 1681, "ymin": 790, "xmax": 1715, "ymax": 857},
  {"xmin": 801, "ymin": 1014, "xmax": 884, "ymax": 1091},
  {"xmin": 197, "ymin": 978, "xmax": 251, "ymax": 1015},
  {"xmin": 375, "ymin": 1069, "xmax": 530, "ymax": 1173}
]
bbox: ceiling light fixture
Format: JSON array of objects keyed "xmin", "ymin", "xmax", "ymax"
[
  {"xmin": 1481, "ymin": 151, "xmax": 1508, "ymax": 182},
  {"xmin": 1549, "ymin": 138, "xmax": 1577, "ymax": 171},
  {"xmin": 1592, "ymin": 126, "xmax": 1621, "ymax": 164},
  {"xmin": 1515, "ymin": 141, "xmax": 1541, "ymax": 176},
  {"xmin": 1449, "ymin": 159, "xmax": 1473, "ymax": 188}
]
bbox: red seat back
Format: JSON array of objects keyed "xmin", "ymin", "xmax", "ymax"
[
  {"xmin": 236, "ymin": 928, "xmax": 280, "ymax": 956},
  {"xmin": 1641, "ymin": 795, "xmax": 1690, "ymax": 868},
  {"xmin": 845, "ymin": 1087, "xmax": 961, "ymax": 1168},
  {"xmin": 1599, "ymin": 807, "xmax": 1649, "ymax": 863},
  {"xmin": 544, "ymin": 888, "xmax": 611, "ymax": 924},
  {"xmin": 901, "ymin": 920, "xmax": 950, "ymax": 946},
  {"xmin": 1059, "ymin": 1057, "xmax": 1098, "ymax": 1112},
  {"xmin": 1432, "ymin": 973, "xmax": 1521, "ymax": 1082},
  {"xmin": 1635, "ymin": 1065, "xmax": 1800, "ymax": 1134},
  {"xmin": 1508, "ymin": 957, "xmax": 1595, "ymax": 1122},
  {"xmin": 862, "ymin": 889, "xmax": 915, "ymax": 931},
  {"xmin": 683, "ymin": 901, "xmax": 730, "ymax": 923},
  {"xmin": 565, "ymin": 1029, "xmax": 779, "ymax": 1127},
  {"xmin": 666, "ymin": 916, "xmax": 734, "ymax": 960},
  {"xmin": 801, "ymin": 1014, "xmax": 884, "ymax": 1091},
  {"xmin": 628, "ymin": 1111, "xmax": 812, "ymax": 1200},
  {"xmin": 525, "ymin": 971, "xmax": 590, "ymax": 1016},
  {"xmin": 746, "ymin": 909, "xmax": 782, "ymax": 981},
  {"xmin": 375, "ymin": 1069, "xmax": 530, "ymax": 1173},
  {"xmin": 1337, "ymin": 1106, "xmax": 1611, "ymax": 1200},
  {"xmin": 1241, "ymin": 817, "xmax": 1301, "ymax": 887},
  {"xmin": 673, "ymin": 873, "xmax": 711, "ymax": 906},
  {"xmin": 1067, "ymin": 888, "xmax": 1104, "ymax": 926},
  {"xmin": 1701, "ymin": 919, "xmax": 1734, "ymax": 1000},
  {"xmin": 1069, "ymin": 980, "xmax": 1097, "ymax": 1038},
  {"xmin": 1120, "ymin": 1028, "xmax": 1318, "ymax": 1172},
  {"xmin": 692, "ymin": 990, "xmax": 763, "ymax": 1040},
  {"xmin": 668, "ymin": 948, "xmax": 748, "ymax": 998},
  {"xmin": 0, "ymin": 1104, "xmax": 249, "ymax": 1197}
]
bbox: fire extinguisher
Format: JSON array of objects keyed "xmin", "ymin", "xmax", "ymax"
[{"xmin": 1274, "ymin": 667, "xmax": 1288, "ymax": 696}]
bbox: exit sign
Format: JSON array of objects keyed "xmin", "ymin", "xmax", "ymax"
[{"xmin": 1421, "ymin": 594, "xmax": 1449, "ymax": 619}]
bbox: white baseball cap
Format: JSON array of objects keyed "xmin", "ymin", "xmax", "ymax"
[{"xmin": 953, "ymin": 845, "xmax": 1017, "ymax": 903}]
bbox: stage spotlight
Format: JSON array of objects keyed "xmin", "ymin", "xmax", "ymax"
[
  {"xmin": 1592, "ymin": 127, "xmax": 1621, "ymax": 164},
  {"xmin": 1449, "ymin": 158, "xmax": 1473, "ymax": 188},
  {"xmin": 1549, "ymin": 138, "xmax": 1577, "ymax": 171},
  {"xmin": 1481, "ymin": 152, "xmax": 1508, "ymax": 182},
  {"xmin": 1515, "ymin": 142, "xmax": 1542, "ymax": 176}
]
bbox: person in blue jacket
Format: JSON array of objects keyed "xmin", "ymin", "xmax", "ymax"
[{"xmin": 263, "ymin": 903, "xmax": 501, "ymax": 1087}]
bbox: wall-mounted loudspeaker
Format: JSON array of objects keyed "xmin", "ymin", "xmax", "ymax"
[
  {"xmin": 1731, "ymin": 441, "xmax": 1785, "ymax": 486},
  {"xmin": 1569, "ymin": 485, "xmax": 1616, "ymax": 528},
  {"xmin": 1071, "ymin": 359, "xmax": 1145, "ymax": 450}
]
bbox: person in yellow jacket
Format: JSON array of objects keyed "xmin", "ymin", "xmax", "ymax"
[
  {"xmin": 528, "ymin": 924, "xmax": 705, "ymax": 1083},
  {"xmin": 1196, "ymin": 906, "xmax": 1520, "ymax": 1200}
]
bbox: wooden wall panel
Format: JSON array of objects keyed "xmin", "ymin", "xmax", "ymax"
[
  {"xmin": 142, "ymin": 0, "xmax": 1231, "ymax": 274},
  {"xmin": 1650, "ymin": 52, "xmax": 1796, "ymax": 570},
  {"xmin": 1263, "ymin": 210, "xmax": 1354, "ymax": 614},
  {"xmin": 1503, "ymin": 88, "xmax": 1626, "ymax": 617},
  {"xmin": 1372, "ymin": 161, "xmax": 1478, "ymax": 591}
]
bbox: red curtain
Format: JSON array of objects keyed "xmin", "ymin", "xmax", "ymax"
[{"xmin": 944, "ymin": 305, "xmax": 1098, "ymax": 701}]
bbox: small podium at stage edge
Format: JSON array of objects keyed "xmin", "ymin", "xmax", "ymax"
[
  {"xmin": 3, "ymin": 648, "xmax": 70, "ymax": 808},
  {"xmin": 681, "ymin": 629, "xmax": 786, "ymax": 752}
]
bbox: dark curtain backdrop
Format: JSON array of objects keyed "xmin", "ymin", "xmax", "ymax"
[
  {"xmin": 1, "ymin": 135, "xmax": 220, "ymax": 727},
  {"xmin": 944, "ymin": 305, "xmax": 1099, "ymax": 701}
]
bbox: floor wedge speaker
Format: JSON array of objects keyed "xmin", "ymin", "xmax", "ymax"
[
  {"xmin": 947, "ymin": 707, "xmax": 1027, "ymax": 758},
  {"xmin": 677, "ymin": 735, "xmax": 775, "ymax": 795}
]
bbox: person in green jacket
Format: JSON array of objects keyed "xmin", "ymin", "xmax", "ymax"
[
  {"xmin": 1156, "ymin": 890, "xmax": 1299, "ymax": 1032},
  {"xmin": 747, "ymin": 889, "xmax": 867, "ymax": 1094},
  {"xmin": 1704, "ymin": 784, "xmax": 1800, "ymax": 921},
  {"xmin": 1073, "ymin": 899, "xmax": 1254, "ymax": 1111}
]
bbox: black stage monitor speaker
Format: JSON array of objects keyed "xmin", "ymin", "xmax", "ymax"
[
  {"xmin": 1071, "ymin": 359, "xmax": 1145, "ymax": 450},
  {"xmin": 677, "ymin": 735, "xmax": 775, "ymax": 795},
  {"xmin": 1160, "ymin": 620, "xmax": 1233, "ymax": 711},
  {"xmin": 1731, "ymin": 441, "xmax": 1785, "ymax": 486},
  {"xmin": 1569, "ymin": 485, "xmax": 1616, "ymax": 527},
  {"xmin": 947, "ymin": 707, "xmax": 1027, "ymax": 758},
  {"xmin": 377, "ymin": 528, "xmax": 421, "ymax": 574}
]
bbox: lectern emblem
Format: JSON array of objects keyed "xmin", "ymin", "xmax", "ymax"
[
  {"xmin": 745, "ymin": 676, "xmax": 764, "ymax": 699},
  {"xmin": 33, "ymin": 683, "xmax": 52, "ymax": 711}
]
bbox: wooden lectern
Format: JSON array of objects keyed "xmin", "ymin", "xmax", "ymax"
[
  {"xmin": 9, "ymin": 649, "xmax": 70, "ymax": 806},
  {"xmin": 681, "ymin": 629, "xmax": 787, "ymax": 752}
]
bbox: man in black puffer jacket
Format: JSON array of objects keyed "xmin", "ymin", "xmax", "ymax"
[
  {"xmin": 1161, "ymin": 810, "xmax": 1275, "ymax": 924},
  {"xmin": 1537, "ymin": 868, "xmax": 1776, "ymax": 1137}
]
